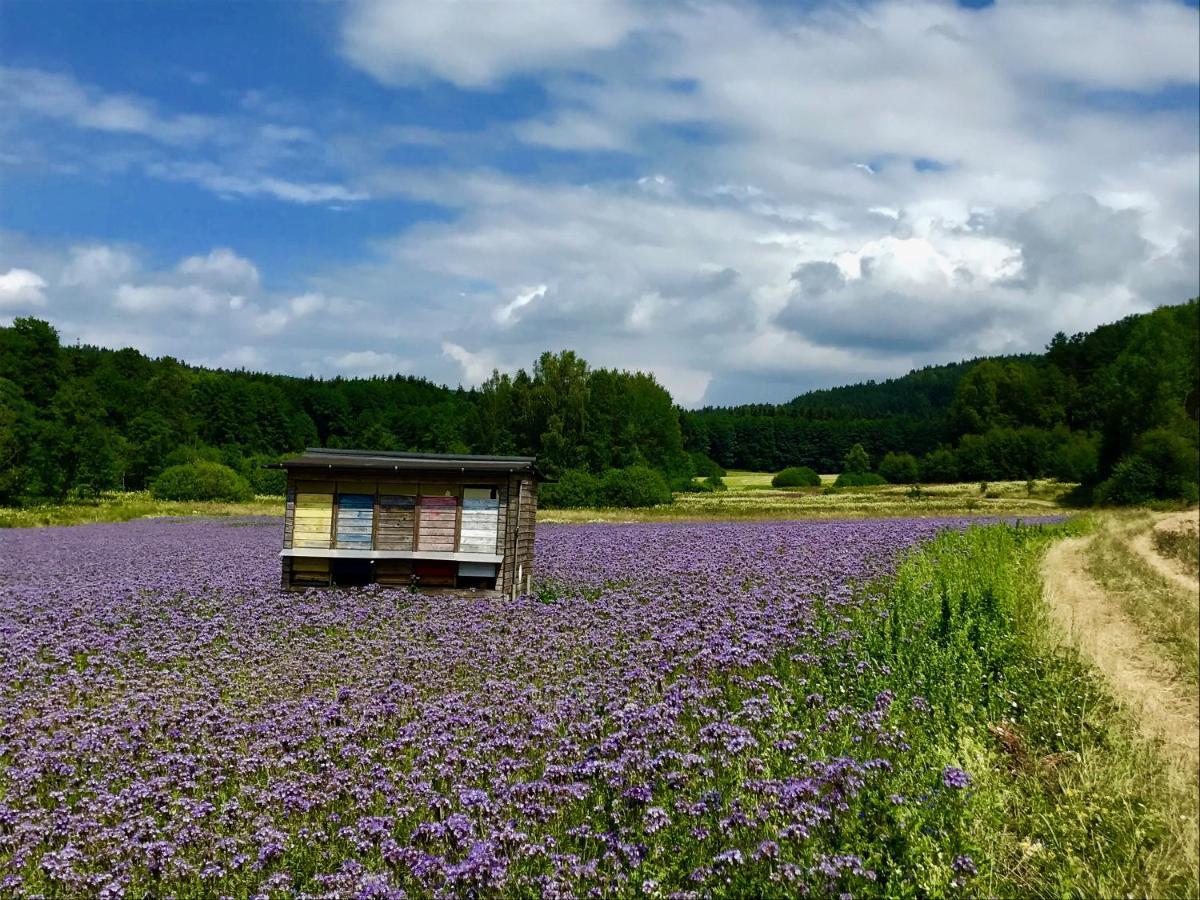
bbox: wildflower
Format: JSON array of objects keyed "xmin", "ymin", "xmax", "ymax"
[
  {"xmin": 643, "ymin": 806, "xmax": 670, "ymax": 834},
  {"xmin": 713, "ymin": 848, "xmax": 744, "ymax": 868},
  {"xmin": 942, "ymin": 766, "xmax": 970, "ymax": 789}
]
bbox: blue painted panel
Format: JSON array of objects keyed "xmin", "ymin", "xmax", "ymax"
[{"xmin": 463, "ymin": 498, "xmax": 500, "ymax": 510}]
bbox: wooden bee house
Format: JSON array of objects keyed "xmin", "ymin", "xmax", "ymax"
[{"xmin": 272, "ymin": 449, "xmax": 540, "ymax": 595}]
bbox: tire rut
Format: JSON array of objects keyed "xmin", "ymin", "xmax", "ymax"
[{"xmin": 1040, "ymin": 535, "xmax": 1199, "ymax": 775}]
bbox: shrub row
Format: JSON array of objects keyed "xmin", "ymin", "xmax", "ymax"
[
  {"xmin": 150, "ymin": 461, "xmax": 254, "ymax": 502},
  {"xmin": 540, "ymin": 465, "xmax": 674, "ymax": 509},
  {"xmin": 772, "ymin": 466, "xmax": 821, "ymax": 488}
]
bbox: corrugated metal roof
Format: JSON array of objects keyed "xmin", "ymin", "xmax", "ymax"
[{"xmin": 270, "ymin": 448, "xmax": 541, "ymax": 476}]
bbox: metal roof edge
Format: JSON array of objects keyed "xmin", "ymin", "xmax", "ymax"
[{"xmin": 267, "ymin": 448, "xmax": 542, "ymax": 477}]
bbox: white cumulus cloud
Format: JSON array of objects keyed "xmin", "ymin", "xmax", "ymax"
[
  {"xmin": 0, "ymin": 268, "xmax": 48, "ymax": 308},
  {"xmin": 178, "ymin": 248, "xmax": 261, "ymax": 287}
]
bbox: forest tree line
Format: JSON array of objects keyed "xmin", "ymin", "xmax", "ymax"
[
  {"xmin": 684, "ymin": 299, "xmax": 1198, "ymax": 503},
  {"xmin": 0, "ymin": 298, "xmax": 1196, "ymax": 506}
]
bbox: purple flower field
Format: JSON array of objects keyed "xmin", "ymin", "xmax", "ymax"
[{"xmin": 0, "ymin": 516, "xmax": 1023, "ymax": 897}]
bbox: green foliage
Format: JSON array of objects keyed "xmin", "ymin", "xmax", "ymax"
[
  {"xmin": 475, "ymin": 352, "xmax": 688, "ymax": 478},
  {"xmin": 877, "ymin": 452, "xmax": 920, "ymax": 484},
  {"xmin": 599, "ymin": 465, "xmax": 673, "ymax": 507},
  {"xmin": 670, "ymin": 475, "xmax": 712, "ymax": 494},
  {"xmin": 690, "ymin": 452, "xmax": 726, "ymax": 478},
  {"xmin": 683, "ymin": 299, "xmax": 1198, "ymax": 503},
  {"xmin": 539, "ymin": 469, "xmax": 601, "ymax": 508},
  {"xmin": 1095, "ymin": 427, "xmax": 1200, "ymax": 505},
  {"xmin": 1049, "ymin": 429, "xmax": 1099, "ymax": 483},
  {"xmin": 920, "ymin": 448, "xmax": 959, "ymax": 483},
  {"xmin": 245, "ymin": 456, "xmax": 288, "ymax": 495},
  {"xmin": 843, "ymin": 442, "xmax": 871, "ymax": 474},
  {"xmin": 150, "ymin": 461, "xmax": 253, "ymax": 502},
  {"xmin": 701, "ymin": 475, "xmax": 727, "ymax": 491},
  {"xmin": 852, "ymin": 523, "xmax": 1196, "ymax": 898},
  {"xmin": 772, "ymin": 466, "xmax": 821, "ymax": 488},
  {"xmin": 4, "ymin": 299, "xmax": 1197, "ymax": 506},
  {"xmin": 833, "ymin": 471, "xmax": 887, "ymax": 487}
]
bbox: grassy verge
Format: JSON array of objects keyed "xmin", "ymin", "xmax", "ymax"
[
  {"xmin": 838, "ymin": 522, "xmax": 1197, "ymax": 897},
  {"xmin": 0, "ymin": 492, "xmax": 284, "ymax": 528},
  {"xmin": 1085, "ymin": 514, "xmax": 1200, "ymax": 686}
]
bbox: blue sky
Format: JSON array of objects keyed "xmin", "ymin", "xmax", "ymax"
[{"xmin": 1, "ymin": 0, "xmax": 1197, "ymax": 405}]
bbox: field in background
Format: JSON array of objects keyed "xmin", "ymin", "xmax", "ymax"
[
  {"xmin": 541, "ymin": 475, "xmax": 1074, "ymax": 523},
  {"xmin": 0, "ymin": 493, "xmax": 283, "ymax": 528},
  {"xmin": 0, "ymin": 476, "xmax": 1075, "ymax": 528}
]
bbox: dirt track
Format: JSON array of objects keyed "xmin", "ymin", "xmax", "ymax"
[
  {"xmin": 1040, "ymin": 519, "xmax": 1199, "ymax": 775},
  {"xmin": 1132, "ymin": 510, "xmax": 1200, "ymax": 599}
]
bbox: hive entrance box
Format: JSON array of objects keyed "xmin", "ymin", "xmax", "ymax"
[{"xmin": 272, "ymin": 449, "xmax": 540, "ymax": 596}]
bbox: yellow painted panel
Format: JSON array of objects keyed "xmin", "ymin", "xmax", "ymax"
[{"xmin": 294, "ymin": 521, "xmax": 332, "ymax": 541}]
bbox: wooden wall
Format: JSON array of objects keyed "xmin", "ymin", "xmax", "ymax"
[
  {"xmin": 497, "ymin": 474, "xmax": 538, "ymax": 597},
  {"xmin": 281, "ymin": 469, "xmax": 534, "ymax": 593}
]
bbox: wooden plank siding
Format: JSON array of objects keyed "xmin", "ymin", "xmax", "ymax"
[
  {"xmin": 460, "ymin": 487, "xmax": 500, "ymax": 554},
  {"xmin": 283, "ymin": 484, "xmax": 296, "ymax": 548},
  {"xmin": 514, "ymin": 478, "xmax": 537, "ymax": 596},
  {"xmin": 289, "ymin": 556, "xmax": 331, "ymax": 588},
  {"xmin": 293, "ymin": 492, "xmax": 334, "ymax": 548},
  {"xmin": 335, "ymin": 493, "xmax": 374, "ymax": 549},
  {"xmin": 376, "ymin": 493, "xmax": 416, "ymax": 551},
  {"xmin": 418, "ymin": 494, "xmax": 457, "ymax": 552},
  {"xmin": 375, "ymin": 559, "xmax": 413, "ymax": 588},
  {"xmin": 281, "ymin": 465, "xmax": 527, "ymax": 591}
]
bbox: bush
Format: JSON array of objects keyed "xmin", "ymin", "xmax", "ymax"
[
  {"xmin": 877, "ymin": 452, "xmax": 920, "ymax": 485},
  {"xmin": 832, "ymin": 471, "xmax": 887, "ymax": 488},
  {"xmin": 1094, "ymin": 428, "xmax": 1200, "ymax": 506},
  {"xmin": 150, "ymin": 461, "xmax": 253, "ymax": 502},
  {"xmin": 246, "ymin": 455, "xmax": 288, "ymax": 495},
  {"xmin": 772, "ymin": 466, "xmax": 821, "ymax": 488},
  {"xmin": 690, "ymin": 452, "xmax": 726, "ymax": 479},
  {"xmin": 539, "ymin": 469, "xmax": 601, "ymax": 508},
  {"xmin": 161, "ymin": 444, "xmax": 222, "ymax": 469},
  {"xmin": 600, "ymin": 465, "xmax": 673, "ymax": 507},
  {"xmin": 842, "ymin": 443, "xmax": 871, "ymax": 475},
  {"xmin": 1049, "ymin": 430, "xmax": 1099, "ymax": 483},
  {"xmin": 671, "ymin": 477, "xmax": 711, "ymax": 494},
  {"xmin": 702, "ymin": 475, "xmax": 727, "ymax": 492},
  {"xmin": 920, "ymin": 448, "xmax": 959, "ymax": 484}
]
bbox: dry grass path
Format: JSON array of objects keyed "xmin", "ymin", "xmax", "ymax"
[
  {"xmin": 1040, "ymin": 515, "xmax": 1199, "ymax": 777},
  {"xmin": 1135, "ymin": 510, "xmax": 1200, "ymax": 598}
]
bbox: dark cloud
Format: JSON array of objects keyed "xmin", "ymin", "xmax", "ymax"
[{"xmin": 1007, "ymin": 193, "xmax": 1150, "ymax": 290}]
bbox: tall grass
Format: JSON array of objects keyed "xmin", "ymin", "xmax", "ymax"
[{"xmin": 844, "ymin": 523, "xmax": 1198, "ymax": 897}]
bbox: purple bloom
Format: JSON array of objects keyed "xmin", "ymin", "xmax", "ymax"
[
  {"xmin": 0, "ymin": 514, "xmax": 1057, "ymax": 896},
  {"xmin": 713, "ymin": 848, "xmax": 744, "ymax": 868},
  {"xmin": 942, "ymin": 766, "xmax": 971, "ymax": 790}
]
